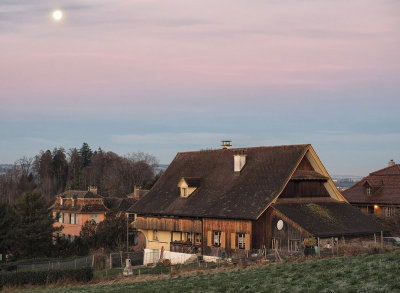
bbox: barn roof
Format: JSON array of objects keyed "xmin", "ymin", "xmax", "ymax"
[
  {"xmin": 343, "ymin": 164, "xmax": 400, "ymax": 205},
  {"xmin": 130, "ymin": 144, "xmax": 310, "ymax": 220},
  {"xmin": 273, "ymin": 201, "xmax": 385, "ymax": 237}
]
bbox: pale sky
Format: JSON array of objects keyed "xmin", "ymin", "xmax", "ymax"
[{"xmin": 1, "ymin": 0, "xmax": 399, "ymax": 176}]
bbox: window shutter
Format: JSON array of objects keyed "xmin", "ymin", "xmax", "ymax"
[
  {"xmin": 207, "ymin": 231, "xmax": 212, "ymax": 247},
  {"xmin": 221, "ymin": 232, "xmax": 226, "ymax": 248},
  {"xmin": 245, "ymin": 233, "xmax": 251, "ymax": 250},
  {"xmin": 231, "ymin": 233, "xmax": 236, "ymax": 249},
  {"xmin": 76, "ymin": 214, "xmax": 79, "ymax": 225}
]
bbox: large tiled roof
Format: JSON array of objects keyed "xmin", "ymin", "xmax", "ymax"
[
  {"xmin": 343, "ymin": 164, "xmax": 400, "ymax": 205},
  {"xmin": 130, "ymin": 144, "xmax": 309, "ymax": 220},
  {"xmin": 58, "ymin": 190, "xmax": 102, "ymax": 199},
  {"xmin": 273, "ymin": 201, "xmax": 385, "ymax": 237}
]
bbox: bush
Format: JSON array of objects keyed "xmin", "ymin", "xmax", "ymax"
[{"xmin": 0, "ymin": 267, "xmax": 93, "ymax": 290}]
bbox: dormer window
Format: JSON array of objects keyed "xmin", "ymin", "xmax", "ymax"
[
  {"xmin": 178, "ymin": 177, "xmax": 201, "ymax": 198},
  {"xmin": 366, "ymin": 187, "xmax": 372, "ymax": 196}
]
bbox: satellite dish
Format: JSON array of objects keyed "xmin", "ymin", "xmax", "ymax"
[{"xmin": 277, "ymin": 220, "xmax": 284, "ymax": 230}]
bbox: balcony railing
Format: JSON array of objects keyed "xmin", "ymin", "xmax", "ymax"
[{"xmin": 170, "ymin": 241, "xmax": 201, "ymax": 254}]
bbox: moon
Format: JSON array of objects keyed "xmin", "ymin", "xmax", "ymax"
[{"xmin": 52, "ymin": 10, "xmax": 63, "ymax": 21}]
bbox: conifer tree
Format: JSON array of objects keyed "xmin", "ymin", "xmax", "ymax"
[
  {"xmin": 13, "ymin": 193, "xmax": 60, "ymax": 258},
  {"xmin": 0, "ymin": 201, "xmax": 16, "ymax": 260},
  {"xmin": 79, "ymin": 142, "xmax": 93, "ymax": 168}
]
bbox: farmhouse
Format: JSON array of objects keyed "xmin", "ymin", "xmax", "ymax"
[
  {"xmin": 130, "ymin": 144, "xmax": 383, "ymax": 257},
  {"xmin": 343, "ymin": 160, "xmax": 400, "ymax": 217},
  {"xmin": 53, "ymin": 187, "xmax": 136, "ymax": 240}
]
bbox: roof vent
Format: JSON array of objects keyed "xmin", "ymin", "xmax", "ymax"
[
  {"xmin": 388, "ymin": 159, "xmax": 395, "ymax": 167},
  {"xmin": 234, "ymin": 150, "xmax": 247, "ymax": 174},
  {"xmin": 221, "ymin": 140, "xmax": 232, "ymax": 149}
]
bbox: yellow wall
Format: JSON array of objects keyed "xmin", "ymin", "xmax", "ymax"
[{"xmin": 140, "ymin": 229, "xmax": 171, "ymax": 250}]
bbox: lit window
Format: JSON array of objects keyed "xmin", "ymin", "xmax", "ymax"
[
  {"xmin": 366, "ymin": 187, "xmax": 372, "ymax": 195},
  {"xmin": 213, "ymin": 231, "xmax": 221, "ymax": 247},
  {"xmin": 182, "ymin": 188, "xmax": 188, "ymax": 197},
  {"xmin": 237, "ymin": 233, "xmax": 245, "ymax": 249}
]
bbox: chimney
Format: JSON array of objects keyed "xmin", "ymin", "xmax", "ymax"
[
  {"xmin": 88, "ymin": 186, "xmax": 98, "ymax": 194},
  {"xmin": 388, "ymin": 159, "xmax": 396, "ymax": 167},
  {"xmin": 133, "ymin": 185, "xmax": 140, "ymax": 199},
  {"xmin": 234, "ymin": 150, "xmax": 247, "ymax": 174},
  {"xmin": 221, "ymin": 140, "xmax": 232, "ymax": 149}
]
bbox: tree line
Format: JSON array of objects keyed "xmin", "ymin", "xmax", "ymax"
[
  {"xmin": 0, "ymin": 193, "xmax": 132, "ymax": 261},
  {"xmin": 0, "ymin": 143, "xmax": 160, "ymax": 203}
]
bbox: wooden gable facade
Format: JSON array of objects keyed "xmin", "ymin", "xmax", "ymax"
[{"xmin": 130, "ymin": 144, "xmax": 382, "ymax": 257}]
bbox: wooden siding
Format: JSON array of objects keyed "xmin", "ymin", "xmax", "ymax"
[
  {"xmin": 297, "ymin": 156, "xmax": 314, "ymax": 171},
  {"xmin": 203, "ymin": 218, "xmax": 252, "ymax": 256},
  {"xmin": 280, "ymin": 181, "xmax": 330, "ymax": 198},
  {"xmin": 253, "ymin": 208, "xmax": 312, "ymax": 249},
  {"xmin": 252, "ymin": 209, "xmax": 273, "ymax": 249},
  {"xmin": 133, "ymin": 217, "xmax": 202, "ymax": 233}
]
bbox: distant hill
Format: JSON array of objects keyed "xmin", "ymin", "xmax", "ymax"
[
  {"xmin": 0, "ymin": 164, "xmax": 13, "ymax": 175},
  {"xmin": 155, "ymin": 164, "xmax": 169, "ymax": 173},
  {"xmin": 332, "ymin": 175, "xmax": 362, "ymax": 191}
]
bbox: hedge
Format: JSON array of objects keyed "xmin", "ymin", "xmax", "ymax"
[{"xmin": 0, "ymin": 267, "xmax": 93, "ymax": 290}]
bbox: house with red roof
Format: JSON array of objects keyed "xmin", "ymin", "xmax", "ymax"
[{"xmin": 343, "ymin": 160, "xmax": 400, "ymax": 217}]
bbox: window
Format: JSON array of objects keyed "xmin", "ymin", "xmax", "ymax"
[
  {"xmin": 237, "ymin": 233, "xmax": 246, "ymax": 249},
  {"xmin": 68, "ymin": 213, "xmax": 72, "ymax": 224},
  {"xmin": 213, "ymin": 231, "xmax": 221, "ymax": 247},
  {"xmin": 90, "ymin": 214, "xmax": 99, "ymax": 223},
  {"xmin": 75, "ymin": 214, "xmax": 79, "ymax": 224},
  {"xmin": 153, "ymin": 230, "xmax": 159, "ymax": 241},
  {"xmin": 186, "ymin": 232, "xmax": 193, "ymax": 242},
  {"xmin": 195, "ymin": 233, "xmax": 201, "ymax": 244},
  {"xmin": 182, "ymin": 188, "xmax": 188, "ymax": 197},
  {"xmin": 386, "ymin": 207, "xmax": 394, "ymax": 217},
  {"xmin": 289, "ymin": 240, "xmax": 300, "ymax": 252},
  {"xmin": 59, "ymin": 213, "xmax": 63, "ymax": 223},
  {"xmin": 366, "ymin": 187, "xmax": 372, "ymax": 195}
]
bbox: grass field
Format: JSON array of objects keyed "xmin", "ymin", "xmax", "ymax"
[{"xmin": 21, "ymin": 252, "xmax": 400, "ymax": 293}]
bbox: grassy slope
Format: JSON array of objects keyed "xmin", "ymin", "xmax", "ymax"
[{"xmin": 24, "ymin": 252, "xmax": 400, "ymax": 293}]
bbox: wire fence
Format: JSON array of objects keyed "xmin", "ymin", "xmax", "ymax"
[
  {"xmin": 106, "ymin": 252, "xmax": 144, "ymax": 269},
  {"xmin": 17, "ymin": 256, "xmax": 93, "ymax": 272}
]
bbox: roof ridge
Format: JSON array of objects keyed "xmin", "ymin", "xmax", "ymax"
[
  {"xmin": 177, "ymin": 144, "xmax": 310, "ymax": 155},
  {"xmin": 370, "ymin": 164, "xmax": 400, "ymax": 176}
]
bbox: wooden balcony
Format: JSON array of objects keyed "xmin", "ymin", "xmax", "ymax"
[{"xmin": 170, "ymin": 241, "xmax": 201, "ymax": 254}]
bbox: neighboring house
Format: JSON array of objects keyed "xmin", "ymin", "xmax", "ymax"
[
  {"xmin": 130, "ymin": 144, "xmax": 383, "ymax": 257},
  {"xmin": 53, "ymin": 187, "xmax": 137, "ymax": 241},
  {"xmin": 343, "ymin": 160, "xmax": 400, "ymax": 217}
]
